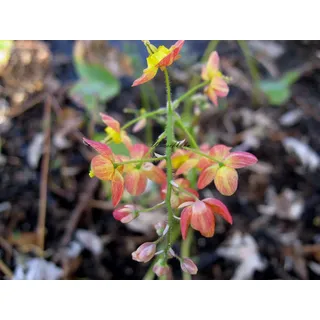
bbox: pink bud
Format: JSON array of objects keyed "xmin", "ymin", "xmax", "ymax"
[
  {"xmin": 153, "ymin": 260, "xmax": 171, "ymax": 277},
  {"xmin": 132, "ymin": 242, "xmax": 156, "ymax": 263},
  {"xmin": 181, "ymin": 258, "xmax": 198, "ymax": 275},
  {"xmin": 113, "ymin": 205, "xmax": 136, "ymax": 223},
  {"xmin": 153, "ymin": 221, "xmax": 167, "ymax": 236}
]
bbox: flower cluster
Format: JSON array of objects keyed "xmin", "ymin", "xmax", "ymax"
[{"xmin": 82, "ymin": 40, "xmax": 258, "ymax": 279}]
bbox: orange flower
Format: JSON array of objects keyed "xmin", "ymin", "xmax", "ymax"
[
  {"xmin": 160, "ymin": 178, "xmax": 198, "ymax": 209},
  {"xmin": 179, "ymin": 198, "xmax": 232, "ymax": 239},
  {"xmin": 83, "ymin": 138, "xmax": 125, "ymax": 206},
  {"xmin": 132, "ymin": 40, "xmax": 185, "ymax": 87},
  {"xmin": 100, "ymin": 113, "xmax": 132, "ymax": 149},
  {"xmin": 124, "ymin": 144, "xmax": 166, "ymax": 196},
  {"xmin": 202, "ymin": 51, "xmax": 229, "ymax": 106},
  {"xmin": 197, "ymin": 144, "xmax": 258, "ymax": 196}
]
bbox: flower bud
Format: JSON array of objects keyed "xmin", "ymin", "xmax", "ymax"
[
  {"xmin": 181, "ymin": 258, "xmax": 198, "ymax": 275},
  {"xmin": 153, "ymin": 221, "xmax": 167, "ymax": 236},
  {"xmin": 113, "ymin": 205, "xmax": 136, "ymax": 223},
  {"xmin": 153, "ymin": 259, "xmax": 171, "ymax": 277},
  {"xmin": 132, "ymin": 242, "xmax": 156, "ymax": 263}
]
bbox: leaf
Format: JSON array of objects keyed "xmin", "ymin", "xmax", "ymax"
[
  {"xmin": 258, "ymin": 71, "xmax": 300, "ymax": 106},
  {"xmin": 108, "ymin": 141, "xmax": 130, "ymax": 156}
]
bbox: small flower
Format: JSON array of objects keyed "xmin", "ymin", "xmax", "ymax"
[
  {"xmin": 83, "ymin": 138, "xmax": 125, "ymax": 206},
  {"xmin": 202, "ymin": 51, "xmax": 229, "ymax": 106},
  {"xmin": 179, "ymin": 197, "xmax": 233, "ymax": 239},
  {"xmin": 113, "ymin": 205, "xmax": 137, "ymax": 223},
  {"xmin": 153, "ymin": 259, "xmax": 171, "ymax": 277},
  {"xmin": 124, "ymin": 144, "xmax": 166, "ymax": 196},
  {"xmin": 160, "ymin": 178, "xmax": 199, "ymax": 209},
  {"xmin": 197, "ymin": 144, "xmax": 258, "ymax": 196},
  {"xmin": 132, "ymin": 40, "xmax": 185, "ymax": 87},
  {"xmin": 132, "ymin": 242, "xmax": 156, "ymax": 263},
  {"xmin": 154, "ymin": 221, "xmax": 167, "ymax": 236},
  {"xmin": 100, "ymin": 113, "xmax": 132, "ymax": 148},
  {"xmin": 181, "ymin": 258, "xmax": 198, "ymax": 275}
]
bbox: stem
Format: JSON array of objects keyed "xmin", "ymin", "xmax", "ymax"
[
  {"xmin": 113, "ymin": 156, "xmax": 166, "ymax": 167},
  {"xmin": 141, "ymin": 201, "xmax": 165, "ymax": 213},
  {"xmin": 237, "ymin": 40, "xmax": 261, "ymax": 105},
  {"xmin": 163, "ymin": 68, "xmax": 174, "ymax": 262},
  {"xmin": 183, "ymin": 146, "xmax": 223, "ymax": 165},
  {"xmin": 122, "ymin": 109, "xmax": 165, "ymax": 130},
  {"xmin": 181, "ymin": 229, "xmax": 194, "ymax": 280},
  {"xmin": 171, "ymin": 182, "xmax": 199, "ymax": 201},
  {"xmin": 140, "ymin": 85, "xmax": 153, "ymax": 145},
  {"xmin": 146, "ymin": 132, "xmax": 167, "ymax": 157},
  {"xmin": 175, "ymin": 116, "xmax": 198, "ymax": 149}
]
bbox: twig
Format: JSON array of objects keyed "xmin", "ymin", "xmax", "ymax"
[
  {"xmin": 37, "ymin": 95, "xmax": 52, "ymax": 253},
  {"xmin": 60, "ymin": 177, "xmax": 99, "ymax": 246},
  {"xmin": 0, "ymin": 259, "xmax": 13, "ymax": 279}
]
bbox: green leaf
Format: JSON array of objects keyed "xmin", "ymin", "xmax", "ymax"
[
  {"xmin": 0, "ymin": 40, "xmax": 13, "ymax": 69},
  {"xmin": 258, "ymin": 71, "xmax": 300, "ymax": 106}
]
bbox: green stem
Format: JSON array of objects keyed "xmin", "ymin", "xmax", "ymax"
[
  {"xmin": 114, "ymin": 156, "xmax": 166, "ymax": 167},
  {"xmin": 181, "ymin": 228, "xmax": 194, "ymax": 280},
  {"xmin": 122, "ymin": 109, "xmax": 164, "ymax": 130},
  {"xmin": 146, "ymin": 132, "xmax": 167, "ymax": 157},
  {"xmin": 141, "ymin": 201, "xmax": 165, "ymax": 213},
  {"xmin": 237, "ymin": 40, "xmax": 261, "ymax": 105},
  {"xmin": 163, "ymin": 68, "xmax": 174, "ymax": 263},
  {"xmin": 140, "ymin": 85, "xmax": 153, "ymax": 145},
  {"xmin": 175, "ymin": 116, "xmax": 198, "ymax": 149}
]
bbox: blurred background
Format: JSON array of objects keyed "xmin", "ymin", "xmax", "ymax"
[{"xmin": 0, "ymin": 40, "xmax": 319, "ymax": 280}]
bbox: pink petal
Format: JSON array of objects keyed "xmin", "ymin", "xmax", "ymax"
[
  {"xmin": 214, "ymin": 166, "xmax": 238, "ymax": 196},
  {"xmin": 224, "ymin": 151, "xmax": 258, "ymax": 169},
  {"xmin": 142, "ymin": 162, "xmax": 166, "ymax": 184},
  {"xmin": 157, "ymin": 40, "xmax": 185, "ymax": 68},
  {"xmin": 124, "ymin": 169, "xmax": 147, "ymax": 196},
  {"xmin": 209, "ymin": 144, "xmax": 231, "ymax": 162},
  {"xmin": 83, "ymin": 138, "xmax": 113, "ymax": 159},
  {"xmin": 210, "ymin": 77, "xmax": 229, "ymax": 97},
  {"xmin": 203, "ymin": 198, "xmax": 233, "ymax": 224},
  {"xmin": 132, "ymin": 66, "xmax": 158, "ymax": 87},
  {"xmin": 111, "ymin": 170, "xmax": 124, "ymax": 206},
  {"xmin": 197, "ymin": 164, "xmax": 219, "ymax": 189},
  {"xmin": 176, "ymin": 159, "xmax": 199, "ymax": 176},
  {"xmin": 99, "ymin": 113, "xmax": 121, "ymax": 133},
  {"xmin": 129, "ymin": 143, "xmax": 149, "ymax": 159},
  {"xmin": 91, "ymin": 155, "xmax": 114, "ymax": 180},
  {"xmin": 190, "ymin": 201, "xmax": 215, "ymax": 238},
  {"xmin": 180, "ymin": 206, "xmax": 192, "ymax": 240}
]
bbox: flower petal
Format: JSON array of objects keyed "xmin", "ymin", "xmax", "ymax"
[
  {"xmin": 111, "ymin": 170, "xmax": 124, "ymax": 206},
  {"xmin": 206, "ymin": 86, "xmax": 218, "ymax": 106},
  {"xmin": 209, "ymin": 144, "xmax": 231, "ymax": 162},
  {"xmin": 202, "ymin": 51, "xmax": 220, "ymax": 80},
  {"xmin": 91, "ymin": 155, "xmax": 114, "ymax": 180},
  {"xmin": 203, "ymin": 198, "xmax": 233, "ymax": 224},
  {"xmin": 176, "ymin": 159, "xmax": 199, "ymax": 176},
  {"xmin": 190, "ymin": 201, "xmax": 215, "ymax": 238},
  {"xmin": 180, "ymin": 206, "xmax": 192, "ymax": 240},
  {"xmin": 197, "ymin": 156, "xmax": 213, "ymax": 170},
  {"xmin": 124, "ymin": 169, "xmax": 147, "ymax": 196},
  {"xmin": 157, "ymin": 40, "xmax": 185, "ymax": 68},
  {"xmin": 83, "ymin": 138, "xmax": 113, "ymax": 159},
  {"xmin": 132, "ymin": 66, "xmax": 158, "ymax": 87},
  {"xmin": 224, "ymin": 151, "xmax": 258, "ymax": 169},
  {"xmin": 129, "ymin": 143, "xmax": 149, "ymax": 159},
  {"xmin": 197, "ymin": 164, "xmax": 219, "ymax": 189},
  {"xmin": 214, "ymin": 166, "xmax": 238, "ymax": 196},
  {"xmin": 210, "ymin": 77, "xmax": 229, "ymax": 97},
  {"xmin": 100, "ymin": 113, "xmax": 120, "ymax": 133},
  {"xmin": 142, "ymin": 162, "xmax": 166, "ymax": 184}
]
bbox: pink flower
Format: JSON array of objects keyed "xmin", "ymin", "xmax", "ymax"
[
  {"xmin": 132, "ymin": 242, "xmax": 156, "ymax": 263},
  {"xmin": 179, "ymin": 198, "xmax": 232, "ymax": 239},
  {"xmin": 113, "ymin": 205, "xmax": 136, "ymax": 223},
  {"xmin": 181, "ymin": 258, "xmax": 198, "ymax": 275}
]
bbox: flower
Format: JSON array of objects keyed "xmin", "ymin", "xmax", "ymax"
[
  {"xmin": 100, "ymin": 113, "xmax": 132, "ymax": 148},
  {"xmin": 201, "ymin": 51, "xmax": 229, "ymax": 106},
  {"xmin": 113, "ymin": 205, "xmax": 137, "ymax": 223},
  {"xmin": 132, "ymin": 242, "xmax": 156, "ymax": 263},
  {"xmin": 197, "ymin": 144, "xmax": 258, "ymax": 196},
  {"xmin": 179, "ymin": 197, "xmax": 232, "ymax": 239},
  {"xmin": 160, "ymin": 178, "xmax": 198, "ymax": 209},
  {"xmin": 154, "ymin": 221, "xmax": 167, "ymax": 236},
  {"xmin": 83, "ymin": 138, "xmax": 125, "ymax": 206},
  {"xmin": 124, "ymin": 144, "xmax": 166, "ymax": 196},
  {"xmin": 132, "ymin": 40, "xmax": 185, "ymax": 87},
  {"xmin": 180, "ymin": 258, "xmax": 198, "ymax": 275},
  {"xmin": 153, "ymin": 259, "xmax": 171, "ymax": 277}
]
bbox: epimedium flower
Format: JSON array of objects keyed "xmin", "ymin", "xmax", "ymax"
[
  {"xmin": 124, "ymin": 143, "xmax": 166, "ymax": 196},
  {"xmin": 113, "ymin": 204, "xmax": 137, "ymax": 223},
  {"xmin": 132, "ymin": 40, "xmax": 185, "ymax": 87},
  {"xmin": 179, "ymin": 197, "xmax": 233, "ymax": 239},
  {"xmin": 202, "ymin": 51, "xmax": 229, "ymax": 106},
  {"xmin": 160, "ymin": 178, "xmax": 198, "ymax": 209},
  {"xmin": 180, "ymin": 258, "xmax": 198, "ymax": 275},
  {"xmin": 197, "ymin": 144, "xmax": 258, "ymax": 196},
  {"xmin": 100, "ymin": 113, "xmax": 132, "ymax": 149},
  {"xmin": 132, "ymin": 242, "xmax": 156, "ymax": 263},
  {"xmin": 83, "ymin": 138, "xmax": 125, "ymax": 206}
]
